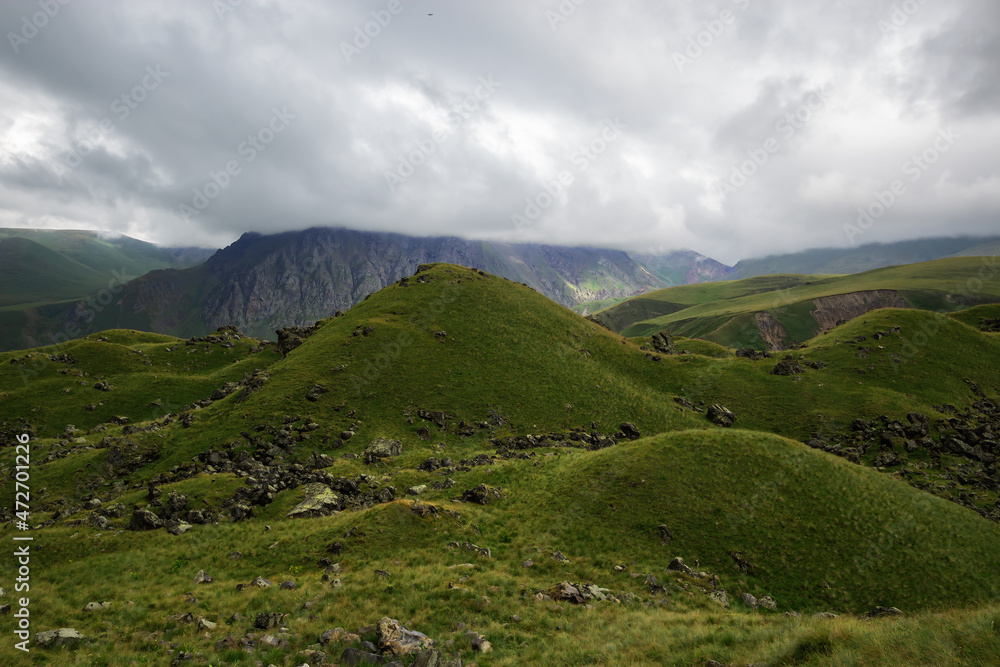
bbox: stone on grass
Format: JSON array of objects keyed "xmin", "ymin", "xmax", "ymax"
[
  {"xmin": 286, "ymin": 483, "xmax": 343, "ymax": 519},
  {"xmin": 376, "ymin": 617, "xmax": 434, "ymax": 655},
  {"xmin": 35, "ymin": 628, "xmax": 86, "ymax": 648}
]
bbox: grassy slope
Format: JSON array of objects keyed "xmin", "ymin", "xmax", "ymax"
[
  {"xmin": 2, "ymin": 264, "xmax": 1000, "ymax": 665},
  {"xmin": 594, "ymin": 257, "xmax": 1000, "ymax": 346},
  {"xmin": 0, "ymin": 237, "xmax": 107, "ymax": 306}
]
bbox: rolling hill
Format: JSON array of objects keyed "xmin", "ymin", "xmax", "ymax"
[
  {"xmin": 1, "ymin": 263, "xmax": 999, "ymax": 664},
  {"xmin": 589, "ymin": 256, "xmax": 1000, "ymax": 350}
]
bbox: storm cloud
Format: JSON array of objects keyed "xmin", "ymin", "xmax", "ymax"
[{"xmin": 1, "ymin": 0, "xmax": 997, "ymax": 264}]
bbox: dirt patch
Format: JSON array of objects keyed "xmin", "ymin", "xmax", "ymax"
[{"xmin": 810, "ymin": 290, "xmax": 908, "ymax": 334}]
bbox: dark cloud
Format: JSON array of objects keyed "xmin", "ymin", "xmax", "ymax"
[{"xmin": 0, "ymin": 0, "xmax": 997, "ymax": 265}]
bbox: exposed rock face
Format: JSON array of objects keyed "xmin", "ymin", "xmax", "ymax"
[
  {"xmin": 810, "ymin": 290, "xmax": 908, "ymax": 334},
  {"xmin": 96, "ymin": 228, "xmax": 704, "ymax": 341},
  {"xmin": 755, "ymin": 311, "xmax": 788, "ymax": 351}
]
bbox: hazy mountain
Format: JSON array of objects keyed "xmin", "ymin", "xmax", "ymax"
[
  {"xmin": 730, "ymin": 236, "xmax": 1000, "ymax": 279},
  {"xmin": 0, "ymin": 228, "xmax": 214, "ymax": 306},
  {"xmin": 1, "ymin": 227, "xmax": 732, "ymax": 349}
]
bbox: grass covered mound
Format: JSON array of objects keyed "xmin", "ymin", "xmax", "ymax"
[{"xmin": 1, "ymin": 262, "xmax": 1000, "ymax": 665}]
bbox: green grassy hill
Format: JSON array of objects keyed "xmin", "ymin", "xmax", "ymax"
[
  {"xmin": 590, "ymin": 256, "xmax": 1000, "ymax": 349},
  {"xmin": 0, "ymin": 237, "xmax": 107, "ymax": 307},
  {"xmin": 729, "ymin": 235, "xmax": 1000, "ymax": 278},
  {"xmin": 1, "ymin": 263, "xmax": 999, "ymax": 665}
]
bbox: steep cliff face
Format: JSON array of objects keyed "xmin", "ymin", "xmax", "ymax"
[
  {"xmin": 810, "ymin": 290, "xmax": 909, "ymax": 334},
  {"xmin": 128, "ymin": 228, "xmax": 683, "ymax": 338},
  {"xmin": 755, "ymin": 311, "xmax": 788, "ymax": 351}
]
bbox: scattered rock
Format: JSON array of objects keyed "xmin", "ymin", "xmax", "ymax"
[
  {"xmin": 771, "ymin": 358, "xmax": 806, "ymax": 376},
  {"xmin": 363, "ymin": 437, "xmax": 403, "ymax": 464},
  {"xmin": 82, "ymin": 601, "xmax": 111, "ymax": 612},
  {"xmin": 619, "ymin": 422, "xmax": 641, "ymax": 440},
  {"xmin": 708, "ymin": 589, "xmax": 729, "ymax": 607},
  {"xmin": 465, "ymin": 629, "xmax": 492, "ymax": 653},
  {"xmin": 706, "ymin": 404, "xmax": 736, "ymax": 428},
  {"xmin": 462, "ymin": 541, "xmax": 492, "ymax": 559},
  {"xmin": 193, "ymin": 570, "xmax": 213, "ymax": 584},
  {"xmin": 376, "ymin": 617, "xmax": 434, "ymax": 655},
  {"xmin": 651, "ymin": 331, "xmax": 677, "ymax": 355},
  {"xmin": 35, "ymin": 628, "xmax": 86, "ymax": 648},
  {"xmin": 759, "ymin": 596, "xmax": 777, "ymax": 610},
  {"xmin": 544, "ymin": 581, "xmax": 618, "ymax": 604},
  {"xmin": 197, "ymin": 617, "xmax": 217, "ymax": 631},
  {"xmin": 340, "ymin": 647, "xmax": 383, "ymax": 666},
  {"xmin": 166, "ymin": 520, "xmax": 193, "ymax": 535},
  {"xmin": 254, "ymin": 612, "xmax": 287, "ymax": 629},
  {"xmin": 286, "ymin": 483, "xmax": 343, "ymax": 519},
  {"xmin": 461, "ymin": 483, "xmax": 502, "ymax": 505},
  {"xmin": 666, "ymin": 557, "xmax": 693, "ymax": 574},
  {"xmin": 305, "ymin": 383, "xmax": 328, "ymax": 402},
  {"xmin": 128, "ymin": 508, "xmax": 162, "ymax": 531},
  {"xmin": 251, "ymin": 576, "xmax": 273, "ymax": 588}
]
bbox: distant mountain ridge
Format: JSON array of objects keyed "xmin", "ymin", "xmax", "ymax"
[
  {"xmin": 729, "ymin": 236, "xmax": 1000, "ymax": 279},
  {"xmin": 0, "ymin": 227, "xmax": 725, "ymax": 349},
  {"xmin": 0, "ymin": 228, "xmax": 213, "ymax": 307},
  {"xmin": 2, "ymin": 227, "xmax": 998, "ymax": 351}
]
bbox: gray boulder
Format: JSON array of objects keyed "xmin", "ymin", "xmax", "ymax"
[
  {"xmin": 363, "ymin": 437, "xmax": 403, "ymax": 464},
  {"xmin": 127, "ymin": 508, "xmax": 162, "ymax": 531},
  {"xmin": 376, "ymin": 616, "xmax": 434, "ymax": 655},
  {"xmin": 706, "ymin": 404, "xmax": 736, "ymax": 428},
  {"xmin": 286, "ymin": 483, "xmax": 343, "ymax": 518},
  {"xmin": 35, "ymin": 628, "xmax": 86, "ymax": 648}
]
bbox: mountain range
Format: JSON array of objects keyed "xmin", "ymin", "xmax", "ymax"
[{"xmin": 1, "ymin": 226, "xmax": 998, "ymax": 351}]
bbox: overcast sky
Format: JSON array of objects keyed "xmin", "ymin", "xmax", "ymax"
[{"xmin": 0, "ymin": 0, "xmax": 997, "ymax": 264}]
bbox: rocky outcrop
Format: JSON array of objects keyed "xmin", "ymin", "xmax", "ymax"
[
  {"xmin": 755, "ymin": 312, "xmax": 788, "ymax": 351},
  {"xmin": 810, "ymin": 290, "xmax": 908, "ymax": 334},
  {"xmin": 101, "ymin": 229, "xmax": 702, "ymax": 342}
]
